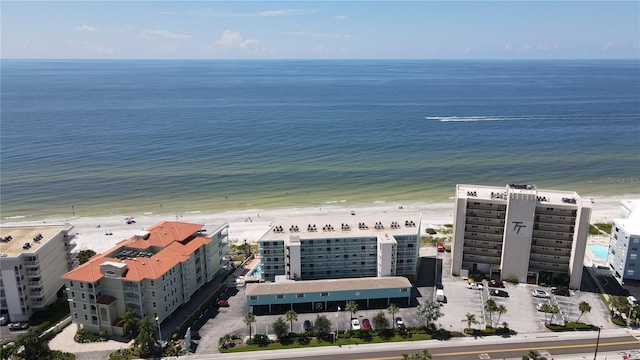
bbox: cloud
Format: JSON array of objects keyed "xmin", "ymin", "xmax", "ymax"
[
  {"xmin": 215, "ymin": 30, "xmax": 259, "ymax": 48},
  {"xmin": 333, "ymin": 15, "xmax": 348, "ymax": 20},
  {"xmin": 603, "ymin": 41, "xmax": 614, "ymax": 50},
  {"xmin": 142, "ymin": 30, "xmax": 191, "ymax": 39},
  {"xmin": 284, "ymin": 31, "xmax": 350, "ymax": 39},
  {"xmin": 77, "ymin": 25, "xmax": 99, "ymax": 32},
  {"xmin": 77, "ymin": 40, "xmax": 118, "ymax": 55},
  {"xmin": 311, "ymin": 46, "xmax": 329, "ymax": 54},
  {"xmin": 504, "ymin": 43, "xmax": 513, "ymax": 52}
]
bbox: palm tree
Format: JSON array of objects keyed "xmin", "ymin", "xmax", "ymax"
[
  {"xmin": 495, "ymin": 304, "xmax": 507, "ymax": 327},
  {"xmin": 135, "ymin": 316, "xmax": 157, "ymax": 357},
  {"xmin": 576, "ymin": 301, "xmax": 591, "ymax": 323},
  {"xmin": 119, "ymin": 310, "xmax": 140, "ymax": 338},
  {"xmin": 285, "ymin": 309, "xmax": 298, "ymax": 334},
  {"xmin": 244, "ymin": 313, "xmax": 256, "ymax": 340},
  {"xmin": 388, "ymin": 303, "xmax": 399, "ymax": 330},
  {"xmin": 484, "ymin": 299, "xmax": 498, "ymax": 327},
  {"xmin": 461, "ymin": 313, "xmax": 478, "ymax": 331},
  {"xmin": 416, "ymin": 300, "xmax": 442, "ymax": 328},
  {"xmin": 345, "ymin": 300, "xmax": 359, "ymax": 320}
]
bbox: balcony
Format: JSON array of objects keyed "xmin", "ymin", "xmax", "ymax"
[
  {"xmin": 529, "ymin": 261, "xmax": 569, "ymax": 273},
  {"xmin": 27, "ymin": 281, "xmax": 42, "ymax": 288},
  {"xmin": 535, "ymin": 207, "xmax": 577, "ymax": 217},
  {"xmin": 529, "ymin": 253, "xmax": 570, "ymax": 265},
  {"xmin": 25, "ymin": 269, "xmax": 41, "ymax": 277},
  {"xmin": 466, "ymin": 217, "xmax": 505, "ymax": 227},
  {"xmin": 464, "ymin": 240, "xmax": 501, "ymax": 250},
  {"xmin": 123, "ymin": 285, "xmax": 140, "ymax": 292},
  {"xmin": 466, "ymin": 202, "xmax": 506, "ymax": 211},
  {"xmin": 531, "ymin": 237, "xmax": 573, "ymax": 249},
  {"xmin": 124, "ymin": 296, "xmax": 141, "ymax": 304},
  {"xmin": 534, "ymin": 214, "xmax": 576, "ymax": 225},
  {"xmin": 467, "ymin": 209, "xmax": 506, "ymax": 219},
  {"xmin": 532, "ymin": 230, "xmax": 573, "ymax": 241},
  {"xmin": 464, "ymin": 247, "xmax": 502, "ymax": 257},
  {"xmin": 24, "ymin": 260, "xmax": 40, "ymax": 267},
  {"xmin": 464, "ymin": 231, "xmax": 503, "ymax": 242},
  {"xmin": 465, "ymin": 224, "xmax": 504, "ymax": 235},
  {"xmin": 530, "ymin": 245, "xmax": 572, "ymax": 257},
  {"xmin": 462, "ymin": 253, "xmax": 501, "ymax": 265}
]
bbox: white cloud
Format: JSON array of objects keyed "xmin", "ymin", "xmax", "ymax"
[
  {"xmin": 78, "ymin": 40, "xmax": 118, "ymax": 55},
  {"xmin": 603, "ymin": 41, "xmax": 614, "ymax": 50},
  {"xmin": 284, "ymin": 31, "xmax": 350, "ymax": 39},
  {"xmin": 504, "ymin": 43, "xmax": 513, "ymax": 52},
  {"xmin": 333, "ymin": 15, "xmax": 348, "ymax": 20},
  {"xmin": 142, "ymin": 30, "xmax": 191, "ymax": 39},
  {"xmin": 77, "ymin": 25, "xmax": 99, "ymax": 32},
  {"xmin": 215, "ymin": 30, "xmax": 259, "ymax": 48}
]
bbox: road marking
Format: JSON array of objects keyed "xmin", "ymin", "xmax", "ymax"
[
  {"xmin": 367, "ymin": 340, "xmax": 640, "ymax": 359},
  {"xmin": 478, "ymin": 353, "xmax": 490, "ymax": 359}
]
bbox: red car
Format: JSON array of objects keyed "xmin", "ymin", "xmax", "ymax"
[
  {"xmin": 487, "ymin": 279, "xmax": 505, "ymax": 288},
  {"xmin": 437, "ymin": 243, "xmax": 445, "ymax": 252},
  {"xmin": 217, "ymin": 299, "xmax": 229, "ymax": 307},
  {"xmin": 361, "ymin": 318, "xmax": 372, "ymax": 331}
]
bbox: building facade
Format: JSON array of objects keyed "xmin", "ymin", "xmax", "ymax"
[
  {"xmin": 258, "ymin": 214, "xmax": 421, "ymax": 282},
  {"xmin": 451, "ymin": 184, "xmax": 592, "ymax": 289},
  {"xmin": 61, "ymin": 221, "xmax": 228, "ymax": 336},
  {"xmin": 0, "ymin": 224, "xmax": 76, "ymax": 322},
  {"xmin": 608, "ymin": 200, "xmax": 640, "ymax": 283}
]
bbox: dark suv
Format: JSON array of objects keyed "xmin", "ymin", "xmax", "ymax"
[
  {"xmin": 489, "ymin": 289, "xmax": 509, "ymax": 297},
  {"xmin": 551, "ymin": 287, "xmax": 570, "ymax": 297}
]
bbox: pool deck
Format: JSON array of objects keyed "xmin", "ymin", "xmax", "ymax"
[
  {"xmin": 244, "ymin": 257, "xmax": 262, "ymax": 281},
  {"xmin": 585, "ymin": 235, "xmax": 610, "ymax": 268}
]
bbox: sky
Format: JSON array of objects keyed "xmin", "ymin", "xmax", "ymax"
[{"xmin": 1, "ymin": 1, "xmax": 639, "ymax": 59}]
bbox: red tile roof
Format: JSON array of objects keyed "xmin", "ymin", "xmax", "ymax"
[{"xmin": 62, "ymin": 221, "xmax": 212, "ymax": 283}]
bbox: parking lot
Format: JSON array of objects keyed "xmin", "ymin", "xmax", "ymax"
[{"xmin": 191, "ymin": 246, "xmax": 618, "ymax": 353}]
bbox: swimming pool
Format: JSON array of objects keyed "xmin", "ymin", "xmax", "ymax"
[
  {"xmin": 247, "ymin": 264, "xmax": 262, "ymax": 279},
  {"xmin": 588, "ymin": 244, "xmax": 609, "ymax": 259}
]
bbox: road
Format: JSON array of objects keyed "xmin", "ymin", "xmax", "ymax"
[{"xmin": 184, "ymin": 331, "xmax": 640, "ymax": 360}]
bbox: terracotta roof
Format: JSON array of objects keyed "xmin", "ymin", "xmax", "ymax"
[
  {"xmin": 97, "ymin": 295, "xmax": 117, "ymax": 305},
  {"xmin": 62, "ymin": 221, "xmax": 210, "ymax": 283}
]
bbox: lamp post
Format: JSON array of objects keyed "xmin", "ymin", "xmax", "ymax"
[
  {"xmin": 336, "ymin": 306, "xmax": 341, "ymax": 338},
  {"xmin": 155, "ymin": 316, "xmax": 163, "ymax": 343},
  {"xmin": 593, "ymin": 325, "xmax": 601, "ymax": 360}
]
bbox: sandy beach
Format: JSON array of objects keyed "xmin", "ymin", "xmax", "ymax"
[{"xmin": 1, "ymin": 195, "xmax": 636, "ymax": 254}]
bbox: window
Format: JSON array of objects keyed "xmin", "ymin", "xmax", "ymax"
[
  {"xmin": 83, "ymin": 304, "xmax": 86, "ymax": 310},
  {"xmin": 401, "ymin": 288, "xmax": 408, "ymax": 292},
  {"xmin": 276, "ymin": 294, "xmax": 284, "ymax": 299},
  {"xmin": 321, "ymin": 292, "xmax": 329, "ymax": 297},
  {"xmin": 250, "ymin": 296, "xmax": 258, "ymax": 300},
  {"xmin": 296, "ymin": 293, "xmax": 304, "ymax": 298}
]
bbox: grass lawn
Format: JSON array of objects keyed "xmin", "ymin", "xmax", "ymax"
[{"xmin": 220, "ymin": 333, "xmax": 432, "ymax": 353}]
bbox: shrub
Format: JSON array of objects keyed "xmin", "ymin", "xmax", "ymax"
[
  {"xmin": 74, "ymin": 329, "xmax": 107, "ymax": 343},
  {"xmin": 506, "ymin": 276, "xmax": 519, "ymax": 284},
  {"xmin": 247, "ymin": 334, "xmax": 269, "ymax": 347},
  {"xmin": 425, "ymin": 228, "xmax": 437, "ymax": 235},
  {"xmin": 612, "ymin": 317, "xmax": 627, "ymax": 326},
  {"xmin": 296, "ymin": 334, "xmax": 310, "ymax": 345}
]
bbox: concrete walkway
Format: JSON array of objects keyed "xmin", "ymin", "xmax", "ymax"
[{"xmin": 49, "ymin": 324, "xmax": 133, "ymax": 353}]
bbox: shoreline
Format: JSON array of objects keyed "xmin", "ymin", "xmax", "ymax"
[{"xmin": 1, "ymin": 195, "xmax": 636, "ymax": 254}]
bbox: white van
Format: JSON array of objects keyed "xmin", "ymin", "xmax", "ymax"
[{"xmin": 436, "ymin": 289, "xmax": 445, "ymax": 302}]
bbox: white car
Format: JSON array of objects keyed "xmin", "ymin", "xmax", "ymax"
[
  {"xmin": 467, "ymin": 282, "xmax": 483, "ymax": 290},
  {"xmin": 532, "ymin": 289, "xmax": 550, "ymax": 298},
  {"xmin": 351, "ymin": 318, "xmax": 361, "ymax": 330}
]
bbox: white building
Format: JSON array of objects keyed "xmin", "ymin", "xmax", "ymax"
[
  {"xmin": 608, "ymin": 200, "xmax": 640, "ymax": 283},
  {"xmin": 451, "ymin": 184, "xmax": 592, "ymax": 289},
  {"xmin": 0, "ymin": 224, "xmax": 75, "ymax": 322},
  {"xmin": 258, "ymin": 214, "xmax": 421, "ymax": 282},
  {"xmin": 61, "ymin": 221, "xmax": 228, "ymax": 336}
]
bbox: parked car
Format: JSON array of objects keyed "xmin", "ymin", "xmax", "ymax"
[
  {"xmin": 395, "ymin": 317, "xmax": 405, "ymax": 329},
  {"xmin": 217, "ymin": 299, "xmax": 229, "ymax": 307},
  {"xmin": 551, "ymin": 287, "xmax": 570, "ymax": 297},
  {"xmin": 362, "ymin": 318, "xmax": 372, "ymax": 331},
  {"xmin": 444, "ymin": 245, "xmax": 451, "ymax": 252},
  {"xmin": 0, "ymin": 315, "xmax": 8, "ymax": 326},
  {"xmin": 532, "ymin": 289, "xmax": 550, "ymax": 298},
  {"xmin": 303, "ymin": 320, "xmax": 312, "ymax": 332},
  {"xmin": 467, "ymin": 282, "xmax": 483, "ymax": 290},
  {"xmin": 487, "ymin": 280, "xmax": 505, "ymax": 288},
  {"xmin": 437, "ymin": 243, "xmax": 445, "ymax": 252},
  {"xmin": 351, "ymin": 318, "xmax": 361, "ymax": 330},
  {"xmin": 489, "ymin": 289, "xmax": 509, "ymax": 297},
  {"xmin": 8, "ymin": 322, "xmax": 29, "ymax": 331}
]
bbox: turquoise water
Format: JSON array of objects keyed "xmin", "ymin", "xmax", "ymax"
[
  {"xmin": 588, "ymin": 244, "xmax": 609, "ymax": 259},
  {"xmin": 247, "ymin": 264, "xmax": 263, "ymax": 279},
  {"xmin": 1, "ymin": 60, "xmax": 639, "ymax": 220}
]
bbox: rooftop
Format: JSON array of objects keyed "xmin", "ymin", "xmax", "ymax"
[
  {"xmin": 456, "ymin": 184, "xmax": 591, "ymax": 208},
  {"xmin": 259, "ymin": 213, "xmax": 420, "ymax": 242},
  {"xmin": 615, "ymin": 200, "xmax": 640, "ymax": 235},
  {"xmin": 0, "ymin": 224, "xmax": 73, "ymax": 258},
  {"xmin": 246, "ymin": 276, "xmax": 412, "ymax": 296}
]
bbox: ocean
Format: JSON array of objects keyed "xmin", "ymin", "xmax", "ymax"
[{"xmin": 1, "ymin": 60, "xmax": 639, "ymax": 220}]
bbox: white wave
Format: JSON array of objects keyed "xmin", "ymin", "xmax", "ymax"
[
  {"xmin": 5, "ymin": 215, "xmax": 27, "ymax": 219},
  {"xmin": 373, "ymin": 200, "xmax": 386, "ymax": 204},
  {"xmin": 425, "ymin": 115, "xmax": 554, "ymax": 122}
]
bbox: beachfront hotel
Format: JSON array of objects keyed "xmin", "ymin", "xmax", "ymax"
[
  {"xmin": 257, "ymin": 214, "xmax": 421, "ymax": 282},
  {"xmin": 246, "ymin": 214, "xmax": 420, "ymax": 314},
  {"xmin": 608, "ymin": 200, "xmax": 640, "ymax": 283},
  {"xmin": 451, "ymin": 184, "xmax": 592, "ymax": 289},
  {"xmin": 0, "ymin": 224, "xmax": 76, "ymax": 323},
  {"xmin": 61, "ymin": 221, "xmax": 228, "ymax": 336}
]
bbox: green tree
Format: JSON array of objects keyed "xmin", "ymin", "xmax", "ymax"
[
  {"xmin": 387, "ymin": 303, "xmax": 399, "ymax": 330},
  {"xmin": 218, "ymin": 334, "xmax": 234, "ymax": 349},
  {"xmin": 495, "ymin": 304, "xmax": 507, "ymax": 327},
  {"xmin": 14, "ymin": 325, "xmax": 53, "ymax": 360},
  {"xmin": 484, "ymin": 299, "xmax": 498, "ymax": 327},
  {"xmin": 272, "ymin": 317, "xmax": 288, "ymax": 340},
  {"xmin": 372, "ymin": 311, "xmax": 389, "ymax": 331},
  {"xmin": 119, "ymin": 310, "xmax": 140, "ymax": 338},
  {"xmin": 576, "ymin": 301, "xmax": 591, "ymax": 323},
  {"xmin": 135, "ymin": 316, "xmax": 157, "ymax": 357},
  {"xmin": 522, "ymin": 350, "xmax": 547, "ymax": 360},
  {"xmin": 285, "ymin": 309, "xmax": 298, "ymax": 334},
  {"xmin": 244, "ymin": 313, "xmax": 256, "ymax": 340},
  {"xmin": 402, "ymin": 349, "xmax": 432, "ymax": 359},
  {"xmin": 76, "ymin": 249, "xmax": 97, "ymax": 265},
  {"xmin": 416, "ymin": 300, "xmax": 442, "ymax": 329},
  {"xmin": 345, "ymin": 300, "xmax": 359, "ymax": 319},
  {"xmin": 461, "ymin": 313, "xmax": 478, "ymax": 331},
  {"xmin": 539, "ymin": 303, "xmax": 551, "ymax": 324},
  {"xmin": 313, "ymin": 315, "xmax": 332, "ymax": 335}
]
